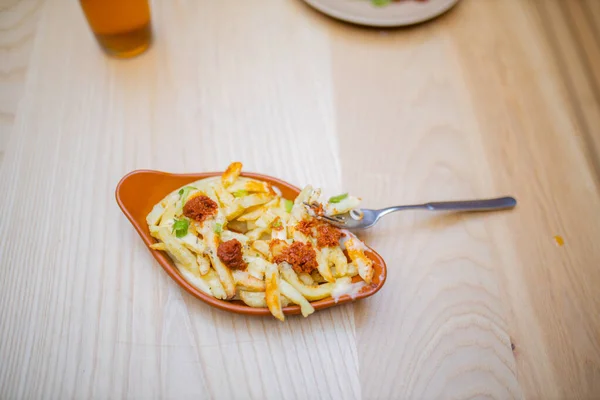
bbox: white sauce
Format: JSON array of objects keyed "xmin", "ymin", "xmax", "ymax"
[
  {"xmin": 339, "ymin": 229, "xmax": 369, "ymax": 251},
  {"xmin": 339, "ymin": 230, "xmax": 352, "ymax": 250},
  {"xmin": 331, "ymin": 279, "xmax": 367, "ymax": 303}
]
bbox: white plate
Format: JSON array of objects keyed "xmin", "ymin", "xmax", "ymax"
[{"xmin": 302, "ymin": 0, "xmax": 460, "ymax": 27}]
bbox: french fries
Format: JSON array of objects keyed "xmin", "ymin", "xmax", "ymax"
[
  {"xmin": 298, "ymin": 273, "xmax": 314, "ymax": 286},
  {"xmin": 225, "ymin": 193, "xmax": 272, "ymax": 220},
  {"xmin": 150, "ymin": 243, "xmax": 166, "ymax": 251},
  {"xmin": 316, "ymin": 250, "xmax": 336, "ymax": 283},
  {"xmin": 146, "ymin": 161, "xmax": 374, "ymax": 320},
  {"xmin": 196, "ymin": 254, "xmax": 211, "ymax": 275},
  {"xmin": 232, "ymin": 270, "xmax": 266, "ymax": 292},
  {"xmin": 246, "ymin": 256, "xmax": 269, "ymax": 279},
  {"xmin": 280, "ymin": 263, "xmax": 335, "ymax": 301},
  {"xmin": 265, "ymin": 262, "xmax": 284, "ymax": 321},
  {"xmin": 176, "ymin": 262, "xmax": 213, "ymax": 295},
  {"xmin": 345, "ymin": 237, "xmax": 374, "ymax": 284},
  {"xmin": 203, "ymin": 269, "xmax": 228, "ymax": 299},
  {"xmin": 227, "ymin": 178, "xmax": 271, "ymax": 194},
  {"xmin": 323, "ymin": 247, "xmax": 348, "ymax": 277},
  {"xmin": 221, "ymin": 162, "xmax": 242, "ymax": 188},
  {"xmin": 239, "ymin": 291, "xmax": 291, "ymax": 308},
  {"xmin": 251, "ymin": 240, "xmax": 270, "ymax": 258},
  {"xmin": 204, "ymin": 228, "xmax": 236, "ymax": 299},
  {"xmin": 280, "ymin": 280, "xmax": 314, "ymax": 317}
]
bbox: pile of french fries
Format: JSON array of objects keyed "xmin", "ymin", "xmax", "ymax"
[{"xmin": 146, "ymin": 162, "xmax": 374, "ymax": 320}]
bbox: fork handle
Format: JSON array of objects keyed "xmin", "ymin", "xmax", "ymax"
[
  {"xmin": 379, "ymin": 196, "xmax": 517, "ymax": 216},
  {"xmin": 423, "ymin": 196, "xmax": 517, "ymax": 211}
]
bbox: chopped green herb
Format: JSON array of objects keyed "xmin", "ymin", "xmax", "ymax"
[
  {"xmin": 214, "ymin": 223, "xmax": 223, "ymax": 234},
  {"xmin": 172, "ymin": 218, "xmax": 189, "ymax": 238},
  {"xmin": 371, "ymin": 0, "xmax": 392, "ymax": 6},
  {"xmin": 179, "ymin": 186, "xmax": 198, "ymax": 206},
  {"xmin": 233, "ymin": 189, "xmax": 249, "ymax": 198},
  {"xmin": 272, "ymin": 219, "xmax": 282, "ymax": 228},
  {"xmin": 283, "ymin": 199, "xmax": 294, "ymax": 213},
  {"xmin": 329, "ymin": 193, "xmax": 348, "ymax": 204}
]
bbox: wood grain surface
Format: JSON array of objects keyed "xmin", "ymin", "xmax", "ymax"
[{"xmin": 1, "ymin": 0, "xmax": 599, "ymax": 399}]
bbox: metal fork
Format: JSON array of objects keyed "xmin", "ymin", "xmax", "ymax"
[{"xmin": 308, "ymin": 196, "xmax": 516, "ymax": 230}]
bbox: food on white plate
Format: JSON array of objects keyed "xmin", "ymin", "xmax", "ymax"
[
  {"xmin": 370, "ymin": 0, "xmax": 428, "ymax": 6},
  {"xmin": 146, "ymin": 162, "xmax": 373, "ymax": 320}
]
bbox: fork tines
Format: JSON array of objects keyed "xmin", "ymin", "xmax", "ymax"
[{"xmin": 302, "ymin": 202, "xmax": 346, "ymax": 224}]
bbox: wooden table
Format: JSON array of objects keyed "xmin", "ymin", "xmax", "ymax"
[{"xmin": 2, "ymin": 0, "xmax": 600, "ymax": 398}]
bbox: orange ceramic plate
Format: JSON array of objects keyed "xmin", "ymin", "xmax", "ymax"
[{"xmin": 116, "ymin": 170, "xmax": 387, "ymax": 316}]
